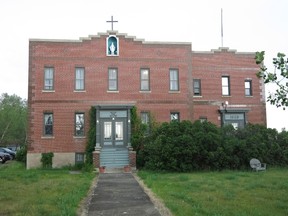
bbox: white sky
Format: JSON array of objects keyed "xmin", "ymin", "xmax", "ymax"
[{"xmin": 0, "ymin": 0, "xmax": 287, "ymax": 131}]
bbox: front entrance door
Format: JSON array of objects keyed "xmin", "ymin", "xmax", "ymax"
[{"xmin": 101, "ymin": 118, "xmax": 126, "ymax": 147}]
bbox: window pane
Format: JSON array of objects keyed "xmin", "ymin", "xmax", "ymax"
[
  {"xmin": 108, "ymin": 69, "xmax": 118, "ymax": 90},
  {"xmin": 222, "ymin": 87, "xmax": 229, "ymax": 95},
  {"xmin": 171, "ymin": 112, "xmax": 180, "ymax": 121},
  {"xmin": 193, "ymin": 79, "xmax": 201, "ymax": 95},
  {"xmin": 170, "ymin": 81, "xmax": 178, "ymax": 90},
  {"xmin": 115, "ymin": 122, "xmax": 123, "ymax": 140},
  {"xmin": 75, "ymin": 68, "xmax": 84, "ymax": 90},
  {"xmin": 141, "ymin": 112, "xmax": 149, "ymax": 124},
  {"xmin": 104, "ymin": 122, "xmax": 112, "ymax": 139},
  {"xmin": 141, "ymin": 69, "xmax": 149, "ymax": 79},
  {"xmin": 109, "ymin": 80, "xmax": 117, "ymax": 90},
  {"xmin": 194, "ymin": 80, "xmax": 199, "ymax": 88},
  {"xmin": 44, "ymin": 113, "xmax": 53, "ymax": 135},
  {"xmin": 75, "ymin": 113, "xmax": 84, "ymax": 136},
  {"xmin": 44, "ymin": 68, "xmax": 54, "ymax": 90},
  {"xmin": 170, "ymin": 70, "xmax": 177, "ymax": 80},
  {"xmin": 245, "ymin": 81, "xmax": 250, "ymax": 88},
  {"xmin": 109, "ymin": 69, "xmax": 117, "ymax": 79},
  {"xmin": 245, "ymin": 81, "xmax": 252, "ymax": 96},
  {"xmin": 75, "ymin": 153, "xmax": 84, "ymax": 163},
  {"xmin": 222, "ymin": 77, "xmax": 228, "ymax": 85},
  {"xmin": 170, "ymin": 70, "xmax": 179, "ymax": 91},
  {"xmin": 141, "ymin": 80, "xmax": 149, "ymax": 90},
  {"xmin": 76, "ymin": 80, "xmax": 84, "ymax": 90},
  {"xmin": 222, "ymin": 76, "xmax": 230, "ymax": 95}
]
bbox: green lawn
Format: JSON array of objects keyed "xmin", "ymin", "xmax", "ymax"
[
  {"xmin": 0, "ymin": 161, "xmax": 95, "ymax": 216},
  {"xmin": 138, "ymin": 168, "xmax": 288, "ymax": 216}
]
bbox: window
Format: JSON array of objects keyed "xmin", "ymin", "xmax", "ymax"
[
  {"xmin": 75, "ymin": 153, "xmax": 84, "ymax": 164},
  {"xmin": 140, "ymin": 68, "xmax": 150, "ymax": 91},
  {"xmin": 222, "ymin": 76, "xmax": 230, "ymax": 96},
  {"xmin": 44, "ymin": 113, "xmax": 53, "ymax": 136},
  {"xmin": 223, "ymin": 113, "xmax": 245, "ymax": 129},
  {"xmin": 193, "ymin": 79, "xmax": 201, "ymax": 96},
  {"xmin": 170, "ymin": 112, "xmax": 180, "ymax": 122},
  {"xmin": 108, "ymin": 68, "xmax": 118, "ymax": 91},
  {"xmin": 140, "ymin": 112, "xmax": 149, "ymax": 124},
  {"xmin": 199, "ymin": 116, "xmax": 207, "ymax": 122},
  {"xmin": 75, "ymin": 68, "xmax": 85, "ymax": 90},
  {"xmin": 245, "ymin": 80, "xmax": 252, "ymax": 96},
  {"xmin": 141, "ymin": 112, "xmax": 150, "ymax": 134},
  {"xmin": 44, "ymin": 67, "xmax": 54, "ymax": 90},
  {"xmin": 169, "ymin": 69, "xmax": 179, "ymax": 91},
  {"xmin": 75, "ymin": 113, "xmax": 85, "ymax": 136}
]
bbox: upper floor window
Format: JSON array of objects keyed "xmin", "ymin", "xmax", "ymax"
[
  {"xmin": 43, "ymin": 113, "xmax": 53, "ymax": 136},
  {"xmin": 44, "ymin": 67, "xmax": 54, "ymax": 90},
  {"xmin": 75, "ymin": 113, "xmax": 85, "ymax": 136},
  {"xmin": 108, "ymin": 68, "xmax": 118, "ymax": 91},
  {"xmin": 222, "ymin": 76, "xmax": 230, "ymax": 96},
  {"xmin": 193, "ymin": 79, "xmax": 201, "ymax": 96},
  {"xmin": 140, "ymin": 68, "xmax": 150, "ymax": 91},
  {"xmin": 75, "ymin": 68, "xmax": 85, "ymax": 91},
  {"xmin": 169, "ymin": 69, "xmax": 179, "ymax": 91},
  {"xmin": 245, "ymin": 80, "xmax": 252, "ymax": 96}
]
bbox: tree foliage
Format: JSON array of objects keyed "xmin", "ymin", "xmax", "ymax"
[
  {"xmin": 0, "ymin": 93, "xmax": 27, "ymax": 146},
  {"xmin": 256, "ymin": 51, "xmax": 288, "ymax": 109}
]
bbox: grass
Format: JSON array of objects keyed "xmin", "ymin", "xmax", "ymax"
[
  {"xmin": 138, "ymin": 168, "xmax": 288, "ymax": 216},
  {"xmin": 0, "ymin": 161, "xmax": 95, "ymax": 216}
]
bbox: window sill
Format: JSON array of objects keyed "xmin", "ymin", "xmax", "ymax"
[
  {"xmin": 41, "ymin": 136, "xmax": 55, "ymax": 139},
  {"xmin": 245, "ymin": 95, "xmax": 253, "ymax": 98},
  {"xmin": 169, "ymin": 91, "xmax": 181, "ymax": 94},
  {"xmin": 42, "ymin": 90, "xmax": 55, "ymax": 93},
  {"xmin": 139, "ymin": 91, "xmax": 151, "ymax": 93},
  {"xmin": 193, "ymin": 95, "xmax": 202, "ymax": 98},
  {"xmin": 73, "ymin": 136, "xmax": 86, "ymax": 139},
  {"xmin": 107, "ymin": 91, "xmax": 119, "ymax": 93},
  {"xmin": 222, "ymin": 95, "xmax": 231, "ymax": 97},
  {"xmin": 74, "ymin": 90, "xmax": 86, "ymax": 93}
]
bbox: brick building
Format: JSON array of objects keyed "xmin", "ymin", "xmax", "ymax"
[{"xmin": 27, "ymin": 31, "xmax": 266, "ymax": 169}]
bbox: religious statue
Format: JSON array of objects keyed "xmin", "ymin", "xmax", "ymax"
[{"xmin": 109, "ymin": 42, "xmax": 116, "ymax": 55}]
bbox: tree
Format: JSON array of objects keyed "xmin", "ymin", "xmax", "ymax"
[
  {"xmin": 0, "ymin": 93, "xmax": 27, "ymax": 146},
  {"xmin": 256, "ymin": 51, "xmax": 288, "ymax": 109}
]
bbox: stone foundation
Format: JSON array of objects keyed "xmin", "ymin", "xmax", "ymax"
[{"xmin": 27, "ymin": 152, "xmax": 76, "ymax": 169}]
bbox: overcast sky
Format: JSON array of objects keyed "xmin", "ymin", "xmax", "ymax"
[{"xmin": 0, "ymin": 0, "xmax": 287, "ymax": 131}]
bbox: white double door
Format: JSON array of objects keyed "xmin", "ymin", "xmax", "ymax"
[{"xmin": 101, "ymin": 118, "xmax": 126, "ymax": 147}]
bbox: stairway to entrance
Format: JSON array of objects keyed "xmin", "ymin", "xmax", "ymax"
[{"xmin": 100, "ymin": 148, "xmax": 129, "ymax": 168}]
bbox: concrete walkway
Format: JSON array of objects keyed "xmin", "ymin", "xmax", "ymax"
[{"xmin": 87, "ymin": 173, "xmax": 162, "ymax": 216}]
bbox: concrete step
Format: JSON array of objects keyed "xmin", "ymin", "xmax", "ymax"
[{"xmin": 100, "ymin": 148, "xmax": 129, "ymax": 168}]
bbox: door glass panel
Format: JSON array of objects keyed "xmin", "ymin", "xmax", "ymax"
[
  {"xmin": 115, "ymin": 122, "xmax": 123, "ymax": 140},
  {"xmin": 104, "ymin": 122, "xmax": 112, "ymax": 140}
]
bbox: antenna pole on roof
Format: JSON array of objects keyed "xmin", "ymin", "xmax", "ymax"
[{"xmin": 221, "ymin": 8, "xmax": 224, "ymax": 47}]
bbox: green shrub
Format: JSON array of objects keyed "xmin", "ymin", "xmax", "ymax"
[
  {"xmin": 16, "ymin": 144, "xmax": 27, "ymax": 164},
  {"xmin": 140, "ymin": 120, "xmax": 288, "ymax": 172},
  {"xmin": 41, "ymin": 152, "xmax": 54, "ymax": 168}
]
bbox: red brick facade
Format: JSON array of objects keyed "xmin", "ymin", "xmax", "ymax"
[{"xmin": 27, "ymin": 31, "xmax": 266, "ymax": 168}]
